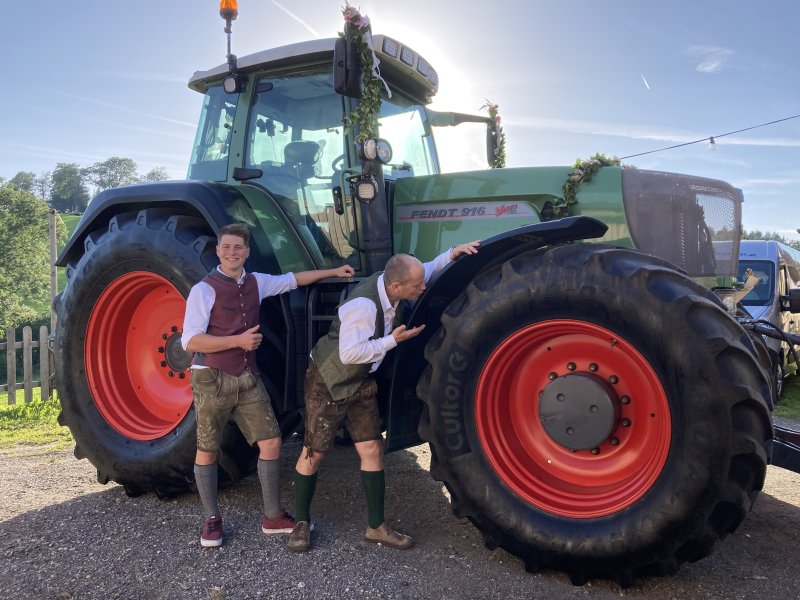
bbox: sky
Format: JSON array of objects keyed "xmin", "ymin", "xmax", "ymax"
[{"xmin": 2, "ymin": 1, "xmax": 798, "ymax": 240}]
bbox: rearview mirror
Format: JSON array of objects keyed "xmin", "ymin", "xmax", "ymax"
[{"xmin": 334, "ymin": 37, "xmax": 363, "ymax": 98}]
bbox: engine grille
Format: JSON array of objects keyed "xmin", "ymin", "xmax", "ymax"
[{"xmin": 622, "ymin": 169, "xmax": 741, "ymax": 277}]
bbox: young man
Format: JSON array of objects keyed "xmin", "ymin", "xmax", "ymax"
[
  {"xmin": 288, "ymin": 241, "xmax": 480, "ymax": 552},
  {"xmin": 181, "ymin": 222, "xmax": 354, "ymax": 547}
]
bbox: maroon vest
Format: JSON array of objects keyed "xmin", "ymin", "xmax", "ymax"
[{"xmin": 195, "ymin": 269, "xmax": 260, "ymax": 376}]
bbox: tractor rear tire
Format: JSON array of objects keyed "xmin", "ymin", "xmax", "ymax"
[
  {"xmin": 54, "ymin": 209, "xmax": 258, "ymax": 495},
  {"xmin": 417, "ymin": 244, "xmax": 772, "ymax": 585}
]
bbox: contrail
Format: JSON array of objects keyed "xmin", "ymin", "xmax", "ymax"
[
  {"xmin": 640, "ymin": 73, "xmax": 651, "ymax": 90},
  {"xmin": 272, "ymin": 1, "xmax": 322, "ymax": 38}
]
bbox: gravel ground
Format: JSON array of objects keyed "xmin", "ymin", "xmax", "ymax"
[{"xmin": 1, "ymin": 435, "xmax": 800, "ymax": 600}]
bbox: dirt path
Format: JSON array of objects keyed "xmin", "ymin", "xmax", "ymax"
[{"xmin": 2, "ymin": 437, "xmax": 800, "ymax": 600}]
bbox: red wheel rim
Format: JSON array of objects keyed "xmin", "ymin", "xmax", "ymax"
[
  {"xmin": 475, "ymin": 320, "xmax": 671, "ymax": 518},
  {"xmin": 85, "ymin": 272, "xmax": 192, "ymax": 440}
]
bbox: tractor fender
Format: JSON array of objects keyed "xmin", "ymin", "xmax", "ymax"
[
  {"xmin": 56, "ymin": 180, "xmax": 260, "ymax": 268},
  {"xmin": 382, "ymin": 215, "xmax": 608, "ymax": 451}
]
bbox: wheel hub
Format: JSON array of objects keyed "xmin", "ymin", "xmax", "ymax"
[
  {"xmin": 539, "ymin": 373, "xmax": 620, "ymax": 450},
  {"xmin": 164, "ymin": 330, "xmax": 192, "ymax": 373}
]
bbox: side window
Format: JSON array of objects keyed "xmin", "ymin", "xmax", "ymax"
[{"xmin": 188, "ymin": 86, "xmax": 238, "ymax": 181}]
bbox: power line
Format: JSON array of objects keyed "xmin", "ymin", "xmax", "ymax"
[{"xmin": 619, "ymin": 113, "xmax": 800, "ymax": 160}]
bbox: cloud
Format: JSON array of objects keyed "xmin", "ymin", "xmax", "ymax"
[
  {"xmin": 271, "ymin": 0, "xmax": 322, "ymax": 38},
  {"xmin": 737, "ymin": 177, "xmax": 800, "ymax": 187},
  {"xmin": 506, "ymin": 115, "xmax": 800, "ymax": 149},
  {"xmin": 89, "ymin": 70, "xmax": 187, "ymax": 84},
  {"xmin": 56, "ymin": 92, "xmax": 196, "ymax": 128},
  {"xmin": 686, "ymin": 45, "xmax": 734, "ymax": 73}
]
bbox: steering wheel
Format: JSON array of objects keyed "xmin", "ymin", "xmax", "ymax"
[{"xmin": 331, "ymin": 154, "xmax": 345, "ymax": 171}]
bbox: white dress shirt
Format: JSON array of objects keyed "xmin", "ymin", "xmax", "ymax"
[
  {"xmin": 181, "ymin": 266, "xmax": 297, "ymax": 358},
  {"xmin": 338, "ymin": 249, "xmax": 453, "ymax": 372}
]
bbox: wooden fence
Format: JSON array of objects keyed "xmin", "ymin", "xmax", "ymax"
[{"xmin": 1, "ymin": 326, "xmax": 53, "ymax": 406}]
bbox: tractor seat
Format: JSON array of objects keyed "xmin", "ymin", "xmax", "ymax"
[{"xmin": 284, "ymin": 141, "xmax": 321, "ymax": 181}]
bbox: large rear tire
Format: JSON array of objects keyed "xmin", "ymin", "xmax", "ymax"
[
  {"xmin": 54, "ymin": 209, "xmax": 264, "ymax": 496},
  {"xmin": 417, "ymin": 244, "xmax": 772, "ymax": 584}
]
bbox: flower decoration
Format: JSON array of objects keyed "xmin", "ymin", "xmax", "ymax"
[
  {"xmin": 481, "ymin": 100, "xmax": 506, "ymax": 169},
  {"xmin": 341, "ymin": 3, "xmax": 389, "ymax": 142},
  {"xmin": 553, "ymin": 153, "xmax": 623, "ymax": 218}
]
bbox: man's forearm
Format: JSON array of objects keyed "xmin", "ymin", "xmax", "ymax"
[
  {"xmin": 186, "ymin": 332, "xmax": 242, "ymax": 353},
  {"xmin": 295, "ymin": 269, "xmax": 337, "ymax": 287}
]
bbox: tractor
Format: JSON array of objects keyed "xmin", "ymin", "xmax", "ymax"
[{"xmin": 52, "ymin": 2, "xmax": 800, "ymax": 585}]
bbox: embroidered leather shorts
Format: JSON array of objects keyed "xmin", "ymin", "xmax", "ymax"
[
  {"xmin": 303, "ymin": 362, "xmax": 381, "ymax": 453},
  {"xmin": 191, "ymin": 367, "xmax": 281, "ymax": 452}
]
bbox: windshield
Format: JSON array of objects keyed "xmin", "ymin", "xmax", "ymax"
[
  {"xmin": 378, "ymin": 96, "xmax": 438, "ymax": 179},
  {"xmin": 736, "ymin": 260, "xmax": 774, "ymax": 306},
  {"xmin": 187, "ymin": 86, "xmax": 237, "ymax": 181},
  {"xmin": 244, "ymin": 70, "xmax": 356, "ymax": 268}
]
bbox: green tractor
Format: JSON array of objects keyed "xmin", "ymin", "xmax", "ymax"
[{"xmin": 52, "ymin": 6, "xmax": 800, "ymax": 585}]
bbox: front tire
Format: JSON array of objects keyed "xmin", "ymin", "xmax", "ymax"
[
  {"xmin": 54, "ymin": 209, "xmax": 256, "ymax": 495},
  {"xmin": 417, "ymin": 244, "xmax": 772, "ymax": 584}
]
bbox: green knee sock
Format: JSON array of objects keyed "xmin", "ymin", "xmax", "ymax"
[
  {"xmin": 360, "ymin": 469, "xmax": 385, "ymax": 529},
  {"xmin": 293, "ymin": 470, "xmax": 318, "ymax": 523}
]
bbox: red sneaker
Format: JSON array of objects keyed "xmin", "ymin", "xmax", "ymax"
[
  {"xmin": 201, "ymin": 515, "xmax": 224, "ymax": 547},
  {"xmin": 261, "ymin": 510, "xmax": 296, "ymax": 534}
]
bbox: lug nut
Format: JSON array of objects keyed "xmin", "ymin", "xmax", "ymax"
[
  {"xmin": 620, "ymin": 395, "xmax": 631, "ymax": 404},
  {"xmin": 160, "ymin": 361, "xmax": 167, "ymax": 368},
  {"xmin": 548, "ymin": 372, "xmax": 557, "ymax": 381},
  {"xmin": 591, "ymin": 447, "xmax": 600, "ymax": 455},
  {"xmin": 589, "ymin": 363, "xmax": 598, "ymax": 372},
  {"xmin": 608, "ymin": 375, "xmax": 619, "ymax": 384},
  {"xmin": 566, "ymin": 362, "xmax": 576, "ymax": 371},
  {"xmin": 610, "ymin": 437, "xmax": 620, "ymax": 446},
  {"xmin": 170, "ymin": 326, "xmax": 178, "ymax": 332},
  {"xmin": 621, "ymin": 418, "xmax": 631, "ymax": 427},
  {"xmin": 162, "ymin": 333, "xmax": 168, "ymax": 340},
  {"xmin": 168, "ymin": 371, "xmax": 174, "ymax": 377},
  {"xmin": 178, "ymin": 372, "xmax": 186, "ymax": 379},
  {"xmin": 158, "ymin": 347, "xmax": 165, "ymax": 353}
]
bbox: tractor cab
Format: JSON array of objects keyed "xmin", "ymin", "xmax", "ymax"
[{"xmin": 186, "ymin": 36, "xmax": 457, "ymax": 274}]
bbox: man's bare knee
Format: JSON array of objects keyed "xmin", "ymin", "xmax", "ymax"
[
  {"xmin": 295, "ymin": 448, "xmax": 325, "ymax": 475},
  {"xmin": 256, "ymin": 437, "xmax": 281, "ymax": 460},
  {"xmin": 355, "ymin": 439, "xmax": 383, "ymax": 470}
]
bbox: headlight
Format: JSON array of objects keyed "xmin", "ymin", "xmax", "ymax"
[{"xmin": 714, "ymin": 288, "xmax": 737, "ymax": 314}]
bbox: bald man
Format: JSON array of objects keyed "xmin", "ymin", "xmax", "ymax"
[{"xmin": 288, "ymin": 241, "xmax": 480, "ymax": 552}]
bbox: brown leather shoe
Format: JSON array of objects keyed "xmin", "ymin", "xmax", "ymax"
[
  {"xmin": 288, "ymin": 521, "xmax": 311, "ymax": 552},
  {"xmin": 363, "ymin": 522, "xmax": 413, "ymax": 550}
]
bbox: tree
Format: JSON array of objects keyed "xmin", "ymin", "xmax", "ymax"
[
  {"xmin": 141, "ymin": 166, "xmax": 170, "ymax": 182},
  {"xmin": 10, "ymin": 171, "xmax": 36, "ymax": 193},
  {"xmin": 50, "ymin": 163, "xmax": 90, "ymax": 213},
  {"xmin": 34, "ymin": 171, "xmax": 52, "ymax": 203},
  {"xmin": 742, "ymin": 229, "xmax": 800, "ymax": 251},
  {"xmin": 0, "ymin": 183, "xmax": 66, "ymax": 329},
  {"xmin": 83, "ymin": 156, "xmax": 139, "ymax": 192}
]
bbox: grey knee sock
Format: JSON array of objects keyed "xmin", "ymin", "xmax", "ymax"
[
  {"xmin": 258, "ymin": 458, "xmax": 281, "ymax": 519},
  {"xmin": 194, "ymin": 462, "xmax": 220, "ymax": 518}
]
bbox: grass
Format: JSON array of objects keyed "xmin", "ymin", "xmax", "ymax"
[
  {"xmin": 775, "ymin": 373, "xmax": 800, "ymax": 420},
  {"xmin": 0, "ymin": 389, "xmax": 73, "ymax": 452}
]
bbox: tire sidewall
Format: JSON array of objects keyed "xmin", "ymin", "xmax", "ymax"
[
  {"xmin": 55, "ymin": 219, "xmax": 208, "ymax": 484},
  {"xmin": 423, "ymin": 244, "xmax": 762, "ymax": 562}
]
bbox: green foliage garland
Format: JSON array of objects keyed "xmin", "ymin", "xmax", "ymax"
[
  {"xmin": 554, "ymin": 153, "xmax": 623, "ymax": 218},
  {"xmin": 342, "ymin": 3, "xmax": 382, "ymax": 142},
  {"xmin": 481, "ymin": 100, "xmax": 507, "ymax": 168}
]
